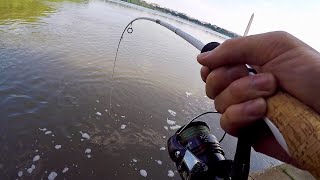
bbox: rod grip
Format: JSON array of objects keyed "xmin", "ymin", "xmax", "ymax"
[{"xmin": 266, "ymin": 92, "xmax": 320, "ymax": 178}]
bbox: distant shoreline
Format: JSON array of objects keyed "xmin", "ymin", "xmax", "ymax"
[{"xmin": 119, "ymin": 0, "xmax": 239, "ymax": 38}]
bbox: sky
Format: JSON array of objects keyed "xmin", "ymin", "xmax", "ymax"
[{"xmin": 144, "ymin": 0, "xmax": 320, "ymax": 51}]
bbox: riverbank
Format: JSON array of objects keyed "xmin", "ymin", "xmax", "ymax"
[{"xmin": 249, "ymin": 164, "xmax": 315, "ymax": 180}]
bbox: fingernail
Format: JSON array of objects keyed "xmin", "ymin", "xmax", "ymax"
[
  {"xmin": 253, "ymin": 74, "xmax": 272, "ymax": 90},
  {"xmin": 245, "ymin": 98, "xmax": 266, "ymax": 118},
  {"xmin": 197, "ymin": 51, "xmax": 211, "ymax": 62}
]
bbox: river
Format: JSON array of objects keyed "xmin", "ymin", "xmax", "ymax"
[{"xmin": 0, "ymin": 0, "xmax": 280, "ymax": 179}]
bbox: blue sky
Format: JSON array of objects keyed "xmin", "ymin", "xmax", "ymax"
[{"xmin": 145, "ymin": 0, "xmax": 320, "ymax": 51}]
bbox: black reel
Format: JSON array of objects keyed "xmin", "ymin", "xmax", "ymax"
[
  {"xmin": 167, "ymin": 121, "xmax": 254, "ymax": 180},
  {"xmin": 168, "ymin": 121, "xmax": 233, "ymax": 179}
]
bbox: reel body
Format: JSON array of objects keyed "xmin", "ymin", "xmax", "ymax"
[{"xmin": 168, "ymin": 122, "xmax": 233, "ymax": 180}]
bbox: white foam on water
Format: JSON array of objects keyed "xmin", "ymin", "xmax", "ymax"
[
  {"xmin": 121, "ymin": 115, "xmax": 125, "ymax": 118},
  {"xmin": 55, "ymin": 145, "xmax": 62, "ymax": 149},
  {"xmin": 96, "ymin": 100, "xmax": 99, "ymax": 103},
  {"xmin": 79, "ymin": 131, "xmax": 90, "ymax": 140},
  {"xmin": 85, "ymin": 148, "xmax": 91, "ymax": 154},
  {"xmin": 105, "ymin": 109, "xmax": 108, "ymax": 112},
  {"xmin": 80, "ymin": 139, "xmax": 84, "ymax": 141},
  {"xmin": 45, "ymin": 131, "xmax": 52, "ymax": 135},
  {"xmin": 120, "ymin": 124, "xmax": 126, "ymax": 130},
  {"xmin": 160, "ymin": 147, "xmax": 166, "ymax": 150},
  {"xmin": 186, "ymin": 92, "xmax": 192, "ymax": 97},
  {"xmin": 162, "ymin": 136, "xmax": 166, "ymax": 139},
  {"xmin": 96, "ymin": 112, "xmax": 102, "ymax": 116},
  {"xmin": 27, "ymin": 168, "xmax": 32, "ymax": 174},
  {"xmin": 87, "ymin": 155, "xmax": 91, "ymax": 158},
  {"xmin": 18, "ymin": 171, "xmax": 23, "ymax": 177},
  {"xmin": 168, "ymin": 170, "xmax": 174, "ymax": 177},
  {"xmin": 170, "ymin": 125, "xmax": 181, "ymax": 130},
  {"xmin": 48, "ymin": 172, "xmax": 58, "ymax": 180},
  {"xmin": 132, "ymin": 159, "xmax": 137, "ymax": 163},
  {"xmin": 168, "ymin": 110, "xmax": 176, "ymax": 116},
  {"xmin": 52, "ymin": 134, "xmax": 55, "ymax": 137},
  {"xmin": 33, "ymin": 155, "xmax": 40, "ymax": 162},
  {"xmin": 27, "ymin": 165, "xmax": 35, "ymax": 174},
  {"xmin": 62, "ymin": 167, "xmax": 69, "ymax": 173},
  {"xmin": 39, "ymin": 128, "xmax": 47, "ymax": 131},
  {"xmin": 155, "ymin": 160, "xmax": 162, "ymax": 165},
  {"xmin": 116, "ymin": 104, "xmax": 120, "ymax": 107},
  {"xmin": 164, "ymin": 126, "xmax": 168, "ymax": 130},
  {"xmin": 139, "ymin": 169, "xmax": 147, "ymax": 177},
  {"xmin": 166, "ymin": 118, "xmax": 175, "ymax": 125}
]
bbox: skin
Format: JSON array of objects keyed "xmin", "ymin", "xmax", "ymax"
[{"xmin": 197, "ymin": 31, "xmax": 320, "ymax": 168}]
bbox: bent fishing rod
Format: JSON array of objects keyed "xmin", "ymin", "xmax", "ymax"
[{"xmin": 112, "ymin": 16, "xmax": 320, "ymax": 179}]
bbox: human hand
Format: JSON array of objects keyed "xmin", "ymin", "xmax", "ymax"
[{"xmin": 197, "ymin": 31, "xmax": 320, "ymax": 166}]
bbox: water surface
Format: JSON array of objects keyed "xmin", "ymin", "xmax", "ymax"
[{"xmin": 0, "ymin": 0, "xmax": 280, "ymax": 179}]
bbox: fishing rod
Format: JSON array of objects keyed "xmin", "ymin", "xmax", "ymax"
[
  {"xmin": 111, "ymin": 14, "xmax": 320, "ymax": 179},
  {"xmin": 110, "ymin": 16, "xmax": 259, "ymax": 180}
]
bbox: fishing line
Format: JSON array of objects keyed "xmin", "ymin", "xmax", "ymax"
[
  {"xmin": 109, "ymin": 18, "xmax": 158, "ymax": 115},
  {"xmin": 109, "ymin": 17, "xmax": 205, "ymax": 114},
  {"xmin": 109, "ymin": 17, "xmax": 226, "ymax": 142}
]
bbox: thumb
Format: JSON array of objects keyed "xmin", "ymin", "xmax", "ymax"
[{"xmin": 197, "ymin": 31, "xmax": 300, "ymax": 70}]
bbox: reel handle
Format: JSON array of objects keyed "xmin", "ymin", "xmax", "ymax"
[{"xmin": 201, "ymin": 42, "xmax": 320, "ymax": 178}]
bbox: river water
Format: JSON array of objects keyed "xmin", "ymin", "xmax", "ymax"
[{"xmin": 0, "ymin": 0, "xmax": 280, "ymax": 179}]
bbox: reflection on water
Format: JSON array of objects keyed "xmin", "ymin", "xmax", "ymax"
[
  {"xmin": 0, "ymin": 0, "xmax": 280, "ymax": 179},
  {"xmin": 0, "ymin": 0, "xmax": 87, "ymax": 25},
  {"xmin": 0, "ymin": 0, "xmax": 54, "ymax": 24}
]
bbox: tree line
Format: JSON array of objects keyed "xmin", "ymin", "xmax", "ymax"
[{"xmin": 120, "ymin": 0, "xmax": 239, "ymax": 38}]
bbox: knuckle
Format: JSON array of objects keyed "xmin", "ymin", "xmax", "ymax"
[
  {"xmin": 205, "ymin": 85, "xmax": 214, "ymax": 99},
  {"xmin": 205, "ymin": 69, "xmax": 224, "ymax": 99},
  {"xmin": 200, "ymin": 67, "xmax": 207, "ymax": 82},
  {"xmin": 221, "ymin": 38, "xmax": 235, "ymax": 49},
  {"xmin": 206, "ymin": 70, "xmax": 215, "ymax": 83},
  {"xmin": 270, "ymin": 31, "xmax": 298, "ymax": 49},
  {"xmin": 214, "ymin": 94, "xmax": 227, "ymax": 113},
  {"xmin": 273, "ymin": 31, "xmax": 291, "ymax": 37},
  {"xmin": 220, "ymin": 110, "xmax": 238, "ymax": 136},
  {"xmin": 228, "ymin": 80, "xmax": 244, "ymax": 98},
  {"xmin": 214, "ymin": 98, "xmax": 221, "ymax": 112}
]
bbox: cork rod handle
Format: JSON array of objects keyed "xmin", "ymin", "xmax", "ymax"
[{"xmin": 266, "ymin": 91, "xmax": 320, "ymax": 178}]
